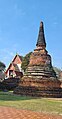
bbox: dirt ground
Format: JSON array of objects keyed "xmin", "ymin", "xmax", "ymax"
[{"xmin": 0, "ymin": 106, "xmax": 62, "ymax": 119}]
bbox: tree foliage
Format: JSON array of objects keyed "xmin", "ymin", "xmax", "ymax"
[
  {"xmin": 0, "ymin": 61, "xmax": 6, "ymax": 71},
  {"xmin": 21, "ymin": 52, "xmax": 32, "ymax": 72},
  {"xmin": 53, "ymin": 67, "xmax": 61, "ymax": 77}
]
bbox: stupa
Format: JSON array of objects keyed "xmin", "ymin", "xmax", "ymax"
[{"xmin": 14, "ymin": 21, "xmax": 62, "ymax": 97}]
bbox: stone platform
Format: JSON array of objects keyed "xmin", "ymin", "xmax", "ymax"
[{"xmin": 14, "ymin": 77, "xmax": 62, "ymax": 97}]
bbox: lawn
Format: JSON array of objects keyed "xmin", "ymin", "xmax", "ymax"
[{"xmin": 0, "ymin": 91, "xmax": 62, "ymax": 115}]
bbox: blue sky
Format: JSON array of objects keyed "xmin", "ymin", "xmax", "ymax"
[{"xmin": 0, "ymin": 0, "xmax": 62, "ymax": 69}]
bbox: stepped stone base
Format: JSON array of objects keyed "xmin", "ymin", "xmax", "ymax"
[
  {"xmin": 14, "ymin": 77, "xmax": 62, "ymax": 98},
  {"xmin": 14, "ymin": 86, "xmax": 62, "ymax": 98}
]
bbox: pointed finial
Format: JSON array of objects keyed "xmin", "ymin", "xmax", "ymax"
[
  {"xmin": 36, "ymin": 21, "xmax": 46, "ymax": 47},
  {"xmin": 40, "ymin": 21, "xmax": 43, "ymax": 28}
]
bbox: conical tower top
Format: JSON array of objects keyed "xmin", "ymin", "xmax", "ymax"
[{"xmin": 36, "ymin": 21, "xmax": 46, "ymax": 47}]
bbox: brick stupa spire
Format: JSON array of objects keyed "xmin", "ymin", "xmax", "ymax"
[
  {"xmin": 36, "ymin": 21, "xmax": 46, "ymax": 47},
  {"xmin": 14, "ymin": 21, "xmax": 62, "ymax": 97}
]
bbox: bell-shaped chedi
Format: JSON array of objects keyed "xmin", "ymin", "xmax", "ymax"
[
  {"xmin": 14, "ymin": 21, "xmax": 62, "ymax": 97},
  {"xmin": 27, "ymin": 21, "xmax": 56, "ymax": 78}
]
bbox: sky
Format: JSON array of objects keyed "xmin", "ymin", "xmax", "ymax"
[{"xmin": 0, "ymin": 0, "xmax": 62, "ymax": 69}]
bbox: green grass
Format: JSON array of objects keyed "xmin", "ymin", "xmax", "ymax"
[{"xmin": 0, "ymin": 91, "xmax": 62, "ymax": 115}]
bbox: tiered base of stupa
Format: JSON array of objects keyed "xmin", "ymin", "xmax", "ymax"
[
  {"xmin": 14, "ymin": 78, "xmax": 62, "ymax": 97},
  {"xmin": 14, "ymin": 65, "xmax": 62, "ymax": 97}
]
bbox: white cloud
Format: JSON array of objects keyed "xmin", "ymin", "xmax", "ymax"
[
  {"xmin": 0, "ymin": 42, "xmax": 23, "ymax": 67},
  {"xmin": 0, "ymin": 47, "xmax": 16, "ymax": 65}
]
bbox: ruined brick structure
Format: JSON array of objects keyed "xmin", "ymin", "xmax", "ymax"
[{"xmin": 14, "ymin": 21, "xmax": 62, "ymax": 97}]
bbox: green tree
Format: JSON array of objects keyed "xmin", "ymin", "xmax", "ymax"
[
  {"xmin": 0, "ymin": 61, "xmax": 6, "ymax": 81},
  {"xmin": 0, "ymin": 61, "xmax": 6, "ymax": 71},
  {"xmin": 53, "ymin": 66, "xmax": 61, "ymax": 78},
  {"xmin": 21, "ymin": 52, "xmax": 32, "ymax": 72}
]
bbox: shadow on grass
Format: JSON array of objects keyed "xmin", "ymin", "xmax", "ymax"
[{"xmin": 0, "ymin": 91, "xmax": 38, "ymax": 101}]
